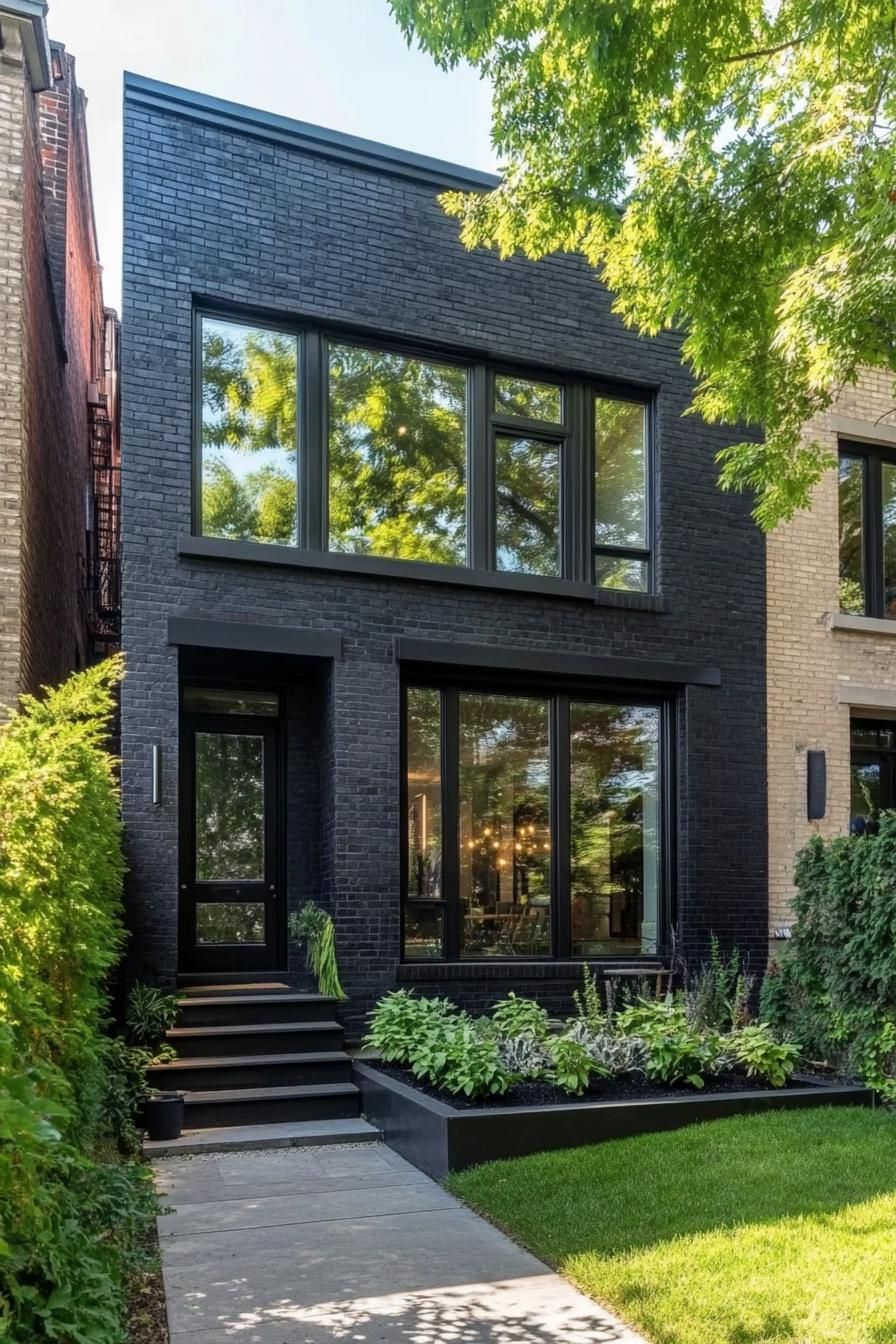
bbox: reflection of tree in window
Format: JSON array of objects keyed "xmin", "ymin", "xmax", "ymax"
[
  {"xmin": 594, "ymin": 398, "xmax": 648, "ymax": 592},
  {"xmin": 196, "ymin": 902, "xmax": 265, "ymax": 944},
  {"xmin": 570, "ymin": 704, "xmax": 659, "ymax": 954},
  {"xmin": 200, "ymin": 318, "xmax": 298, "ymax": 545},
  {"xmin": 882, "ymin": 464, "xmax": 896, "ymax": 617},
  {"xmin": 495, "ymin": 436, "xmax": 560, "ymax": 576},
  {"xmin": 195, "ymin": 733, "xmax": 265, "ymax": 882},
  {"xmin": 838, "ymin": 456, "xmax": 865, "ymax": 615},
  {"xmin": 328, "ymin": 345, "xmax": 467, "ymax": 563}
]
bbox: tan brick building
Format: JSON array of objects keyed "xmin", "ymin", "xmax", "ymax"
[
  {"xmin": 768, "ymin": 370, "xmax": 896, "ymax": 954},
  {"xmin": 0, "ymin": 1, "xmax": 119, "ymax": 710}
]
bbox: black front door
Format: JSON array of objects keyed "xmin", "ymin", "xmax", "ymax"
[{"xmin": 179, "ymin": 707, "xmax": 283, "ymax": 972}]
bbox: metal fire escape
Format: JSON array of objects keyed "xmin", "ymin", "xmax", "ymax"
[{"xmin": 84, "ymin": 396, "xmax": 121, "ymax": 658}]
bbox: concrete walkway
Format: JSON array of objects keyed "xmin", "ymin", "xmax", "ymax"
[{"xmin": 154, "ymin": 1144, "xmax": 647, "ymax": 1343}]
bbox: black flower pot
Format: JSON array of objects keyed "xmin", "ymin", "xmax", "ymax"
[{"xmin": 144, "ymin": 1093, "xmax": 184, "ymax": 1141}]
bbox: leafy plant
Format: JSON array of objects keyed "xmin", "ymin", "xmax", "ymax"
[
  {"xmin": 491, "ymin": 992, "xmax": 550, "ymax": 1042},
  {"xmin": 565, "ymin": 1021, "xmax": 647, "ymax": 1077},
  {"xmin": 684, "ymin": 936, "xmax": 754, "ymax": 1032},
  {"xmin": 547, "ymin": 1035, "xmax": 600, "ymax": 1096},
  {"xmin": 619, "ymin": 999, "xmax": 719, "ymax": 1087},
  {"xmin": 364, "ymin": 990, "xmax": 459, "ymax": 1065},
  {"xmin": 729, "ymin": 1024, "xmax": 800, "ymax": 1088},
  {"xmin": 498, "ymin": 1032, "xmax": 551, "ymax": 1080},
  {"xmin": 125, "ymin": 983, "xmax": 179, "ymax": 1046},
  {"xmin": 0, "ymin": 658, "xmax": 159, "ymax": 1343},
  {"xmin": 288, "ymin": 901, "xmax": 347, "ymax": 1000},
  {"xmin": 571, "ymin": 965, "xmax": 606, "ymax": 1031},
  {"xmin": 409, "ymin": 1016, "xmax": 511, "ymax": 1098}
]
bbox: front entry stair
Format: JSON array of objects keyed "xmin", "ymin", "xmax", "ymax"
[{"xmin": 147, "ymin": 983, "xmax": 372, "ymax": 1142}]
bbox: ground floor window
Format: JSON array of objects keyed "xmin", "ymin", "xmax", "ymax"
[
  {"xmin": 850, "ymin": 718, "xmax": 896, "ymax": 833},
  {"xmin": 403, "ymin": 684, "xmax": 667, "ymax": 960}
]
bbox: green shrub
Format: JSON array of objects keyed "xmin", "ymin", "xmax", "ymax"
[
  {"xmin": 761, "ymin": 818, "xmax": 896, "ymax": 1096},
  {"xmin": 728, "ymin": 1024, "xmax": 799, "ymax": 1088},
  {"xmin": 619, "ymin": 998, "xmax": 719, "ymax": 1087},
  {"xmin": 364, "ymin": 990, "xmax": 459, "ymax": 1064},
  {"xmin": 126, "ymin": 983, "xmax": 179, "ymax": 1045},
  {"xmin": 571, "ymin": 965, "xmax": 606, "ymax": 1030},
  {"xmin": 547, "ymin": 1035, "xmax": 600, "ymax": 1095},
  {"xmin": 490, "ymin": 992, "xmax": 550, "ymax": 1041},
  {"xmin": 0, "ymin": 658, "xmax": 156, "ymax": 1343},
  {"xmin": 409, "ymin": 1017, "xmax": 510, "ymax": 1098}
]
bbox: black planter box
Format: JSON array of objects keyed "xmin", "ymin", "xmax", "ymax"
[{"xmin": 355, "ymin": 1063, "xmax": 875, "ymax": 1178}]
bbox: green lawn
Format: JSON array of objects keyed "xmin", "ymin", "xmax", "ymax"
[{"xmin": 448, "ymin": 1107, "xmax": 896, "ymax": 1344}]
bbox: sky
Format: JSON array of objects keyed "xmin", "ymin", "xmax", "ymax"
[{"xmin": 51, "ymin": 0, "xmax": 499, "ymax": 312}]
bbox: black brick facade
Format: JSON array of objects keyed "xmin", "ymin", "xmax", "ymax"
[{"xmin": 121, "ymin": 78, "xmax": 767, "ymax": 1037}]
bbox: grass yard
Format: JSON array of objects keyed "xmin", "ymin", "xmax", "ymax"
[{"xmin": 448, "ymin": 1107, "xmax": 896, "ymax": 1344}]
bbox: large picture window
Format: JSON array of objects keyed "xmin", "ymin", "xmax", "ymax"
[
  {"xmin": 194, "ymin": 310, "xmax": 653, "ymax": 592},
  {"xmin": 838, "ymin": 441, "xmax": 896, "ymax": 619},
  {"xmin": 403, "ymin": 684, "xmax": 668, "ymax": 961}
]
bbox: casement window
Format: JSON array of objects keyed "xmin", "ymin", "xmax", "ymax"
[
  {"xmin": 403, "ymin": 682, "xmax": 670, "ymax": 961},
  {"xmin": 195, "ymin": 311, "xmax": 653, "ymax": 592},
  {"xmin": 838, "ymin": 440, "xmax": 896, "ymax": 619}
]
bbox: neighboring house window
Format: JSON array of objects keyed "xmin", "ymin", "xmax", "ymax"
[
  {"xmin": 838, "ymin": 440, "xmax": 896, "ymax": 619},
  {"xmin": 849, "ymin": 719, "xmax": 896, "ymax": 833},
  {"xmin": 194, "ymin": 309, "xmax": 653, "ymax": 591},
  {"xmin": 403, "ymin": 683, "xmax": 666, "ymax": 961}
]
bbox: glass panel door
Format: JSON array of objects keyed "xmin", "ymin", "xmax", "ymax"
[{"xmin": 180, "ymin": 710, "xmax": 282, "ymax": 971}]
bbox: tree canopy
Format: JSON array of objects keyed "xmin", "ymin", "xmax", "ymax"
[{"xmin": 388, "ymin": 0, "xmax": 896, "ymax": 529}]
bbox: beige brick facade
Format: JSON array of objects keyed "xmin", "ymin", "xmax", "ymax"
[{"xmin": 768, "ymin": 370, "xmax": 896, "ymax": 951}]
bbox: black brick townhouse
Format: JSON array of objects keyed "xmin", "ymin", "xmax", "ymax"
[{"xmin": 120, "ymin": 74, "xmax": 767, "ymax": 1036}]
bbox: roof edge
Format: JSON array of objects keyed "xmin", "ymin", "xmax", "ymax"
[
  {"xmin": 123, "ymin": 72, "xmax": 501, "ymax": 194},
  {"xmin": 0, "ymin": 0, "xmax": 51, "ymax": 90}
]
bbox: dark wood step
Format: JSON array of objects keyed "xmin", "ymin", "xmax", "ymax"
[
  {"xmin": 179, "ymin": 981, "xmax": 292, "ymax": 997},
  {"xmin": 177, "ymin": 992, "xmax": 340, "ymax": 1028},
  {"xmin": 177, "ymin": 972, "xmax": 289, "ymax": 989},
  {"xmin": 182, "ymin": 1082, "xmax": 360, "ymax": 1129},
  {"xmin": 147, "ymin": 1051, "xmax": 353, "ymax": 1091},
  {"xmin": 166, "ymin": 1021, "xmax": 344, "ymax": 1058}
]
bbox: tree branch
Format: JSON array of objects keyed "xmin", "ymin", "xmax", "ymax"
[{"xmin": 723, "ymin": 37, "xmax": 808, "ymax": 63}]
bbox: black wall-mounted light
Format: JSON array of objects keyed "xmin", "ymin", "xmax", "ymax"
[
  {"xmin": 151, "ymin": 744, "xmax": 162, "ymax": 806},
  {"xmin": 806, "ymin": 749, "xmax": 826, "ymax": 821}
]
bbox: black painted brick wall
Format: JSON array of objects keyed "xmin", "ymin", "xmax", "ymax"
[{"xmin": 120, "ymin": 93, "xmax": 767, "ymax": 1038}]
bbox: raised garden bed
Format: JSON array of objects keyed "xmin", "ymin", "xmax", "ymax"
[{"xmin": 355, "ymin": 1062, "xmax": 875, "ymax": 1178}]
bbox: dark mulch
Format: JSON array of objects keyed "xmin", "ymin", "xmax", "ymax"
[
  {"xmin": 126, "ymin": 1223, "xmax": 169, "ymax": 1344},
  {"xmin": 374, "ymin": 1062, "xmax": 828, "ymax": 1110}
]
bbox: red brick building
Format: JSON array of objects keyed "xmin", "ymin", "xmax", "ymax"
[{"xmin": 0, "ymin": 1, "xmax": 119, "ymax": 709}]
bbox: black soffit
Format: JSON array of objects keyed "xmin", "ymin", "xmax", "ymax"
[
  {"xmin": 167, "ymin": 616, "xmax": 342, "ymax": 660},
  {"xmin": 395, "ymin": 637, "xmax": 721, "ymax": 687}
]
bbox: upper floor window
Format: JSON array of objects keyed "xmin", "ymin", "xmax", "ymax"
[
  {"xmin": 195, "ymin": 310, "xmax": 653, "ymax": 592},
  {"xmin": 838, "ymin": 441, "xmax": 896, "ymax": 619}
]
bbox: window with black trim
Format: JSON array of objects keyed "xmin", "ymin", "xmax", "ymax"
[
  {"xmin": 403, "ymin": 683, "xmax": 668, "ymax": 961},
  {"xmin": 195, "ymin": 310, "xmax": 653, "ymax": 592},
  {"xmin": 838, "ymin": 440, "xmax": 896, "ymax": 619}
]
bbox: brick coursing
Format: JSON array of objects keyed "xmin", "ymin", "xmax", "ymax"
[
  {"xmin": 0, "ymin": 31, "xmax": 106, "ymax": 709},
  {"xmin": 767, "ymin": 371, "xmax": 896, "ymax": 951},
  {"xmin": 121, "ymin": 94, "xmax": 768, "ymax": 1035}
]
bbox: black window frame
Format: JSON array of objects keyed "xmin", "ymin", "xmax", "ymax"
[
  {"xmin": 839, "ymin": 438, "xmax": 896, "ymax": 619},
  {"xmin": 192, "ymin": 306, "xmax": 655, "ymax": 593},
  {"xmin": 400, "ymin": 674, "xmax": 675, "ymax": 963}
]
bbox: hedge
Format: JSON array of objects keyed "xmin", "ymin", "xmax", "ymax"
[
  {"xmin": 761, "ymin": 814, "xmax": 896, "ymax": 1096},
  {"xmin": 0, "ymin": 657, "xmax": 156, "ymax": 1343}
]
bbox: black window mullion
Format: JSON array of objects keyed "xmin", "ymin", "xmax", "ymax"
[
  {"xmin": 563, "ymin": 385, "xmax": 589, "ymax": 583},
  {"xmin": 442, "ymin": 688, "xmax": 461, "ymax": 959},
  {"xmin": 551, "ymin": 694, "xmax": 571, "ymax": 958},
  {"xmin": 469, "ymin": 364, "xmax": 491, "ymax": 570},
  {"xmin": 302, "ymin": 330, "xmax": 325, "ymax": 551}
]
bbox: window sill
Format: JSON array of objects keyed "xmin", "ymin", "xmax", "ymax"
[
  {"xmin": 397, "ymin": 958, "xmax": 669, "ymax": 982},
  {"xmin": 829, "ymin": 612, "xmax": 896, "ymax": 637},
  {"xmin": 178, "ymin": 535, "xmax": 667, "ymax": 612}
]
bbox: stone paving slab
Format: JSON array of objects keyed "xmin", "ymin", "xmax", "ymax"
[
  {"xmin": 144, "ymin": 1117, "xmax": 378, "ymax": 1157},
  {"xmin": 154, "ymin": 1144, "xmax": 648, "ymax": 1343}
]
